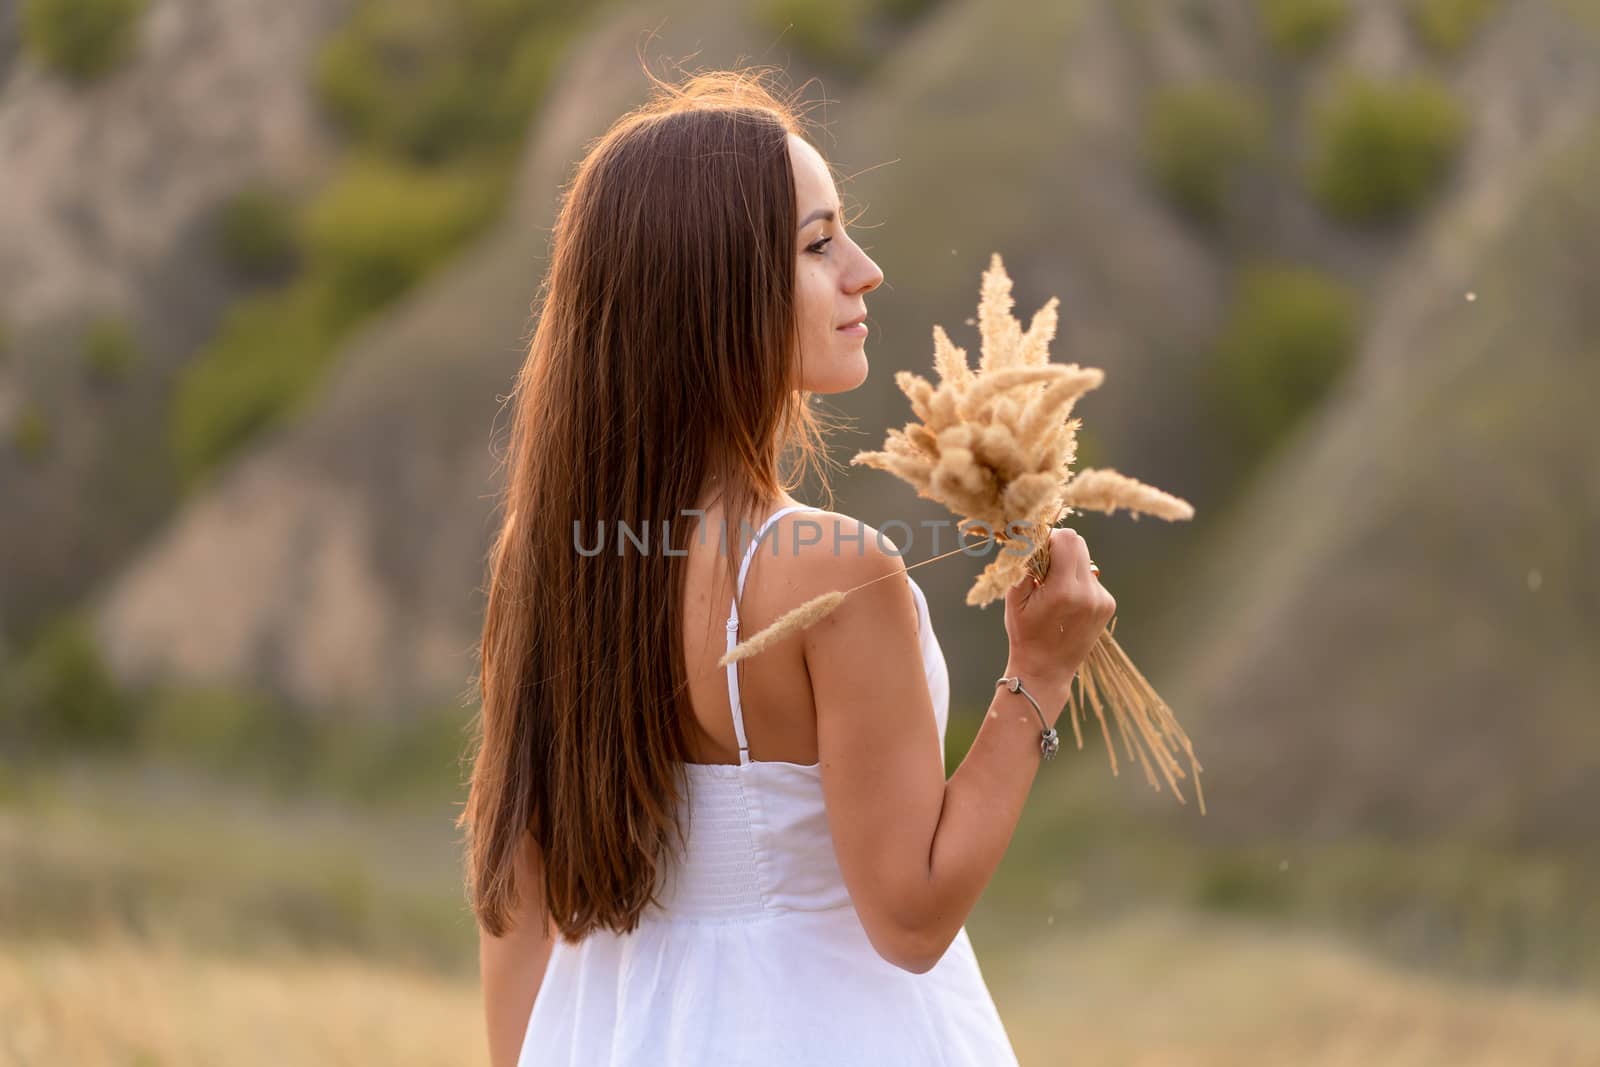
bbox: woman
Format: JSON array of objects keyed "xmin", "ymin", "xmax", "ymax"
[{"xmin": 461, "ymin": 67, "xmax": 1115, "ymax": 1067}]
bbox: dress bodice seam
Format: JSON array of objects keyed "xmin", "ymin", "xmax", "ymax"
[{"xmin": 640, "ymin": 899, "xmax": 855, "ymax": 927}]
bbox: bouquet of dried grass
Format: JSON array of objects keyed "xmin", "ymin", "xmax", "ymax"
[{"xmin": 722, "ymin": 254, "xmax": 1204, "ymax": 812}]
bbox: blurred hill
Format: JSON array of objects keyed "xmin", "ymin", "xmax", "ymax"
[
  {"xmin": 1, "ymin": 0, "xmax": 1594, "ymax": 847},
  {"xmin": 1159, "ymin": 118, "xmax": 1600, "ymax": 845},
  {"xmin": 0, "ymin": 0, "xmax": 351, "ymax": 631},
  {"xmin": 87, "ymin": 3, "xmax": 660, "ymax": 716}
]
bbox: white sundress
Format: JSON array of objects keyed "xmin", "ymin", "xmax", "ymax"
[{"xmin": 518, "ymin": 504, "xmax": 1021, "ymax": 1066}]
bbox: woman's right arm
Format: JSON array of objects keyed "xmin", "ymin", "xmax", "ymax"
[
  {"xmin": 479, "ymin": 832, "xmax": 556, "ymax": 1067},
  {"xmin": 803, "ymin": 524, "xmax": 1112, "ymax": 973}
]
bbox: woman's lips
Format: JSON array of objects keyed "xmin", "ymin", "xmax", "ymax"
[{"xmin": 837, "ymin": 322, "xmax": 868, "ymax": 336}]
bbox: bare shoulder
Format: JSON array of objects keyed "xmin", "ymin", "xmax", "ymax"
[
  {"xmin": 776, "ymin": 508, "xmax": 909, "ymax": 595},
  {"xmin": 758, "ymin": 509, "xmax": 918, "ymax": 652}
]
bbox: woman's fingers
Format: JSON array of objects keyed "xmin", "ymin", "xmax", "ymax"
[{"xmin": 1065, "ymin": 528, "xmax": 1091, "ymax": 586}]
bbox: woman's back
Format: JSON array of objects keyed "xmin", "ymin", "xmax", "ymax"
[
  {"xmin": 517, "ymin": 501, "xmax": 1018, "ymax": 1066},
  {"xmin": 678, "ymin": 498, "xmax": 830, "ymax": 767}
]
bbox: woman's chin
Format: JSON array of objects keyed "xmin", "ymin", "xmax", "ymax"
[{"xmin": 804, "ymin": 352, "xmax": 869, "ymax": 395}]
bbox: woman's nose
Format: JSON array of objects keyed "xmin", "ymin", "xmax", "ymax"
[{"xmin": 851, "ymin": 253, "xmax": 884, "ymax": 295}]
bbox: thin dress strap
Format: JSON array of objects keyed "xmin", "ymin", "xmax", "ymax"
[{"xmin": 724, "ymin": 504, "xmax": 819, "ymax": 766}]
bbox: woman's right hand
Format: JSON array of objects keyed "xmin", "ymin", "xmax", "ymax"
[{"xmin": 1002, "ymin": 527, "xmax": 1116, "ymax": 699}]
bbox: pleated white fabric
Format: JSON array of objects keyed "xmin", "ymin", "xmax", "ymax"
[{"xmin": 518, "ymin": 505, "xmax": 1020, "ymax": 1066}]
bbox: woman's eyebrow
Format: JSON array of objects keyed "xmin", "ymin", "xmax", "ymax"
[{"xmin": 798, "ymin": 206, "xmax": 839, "ymax": 229}]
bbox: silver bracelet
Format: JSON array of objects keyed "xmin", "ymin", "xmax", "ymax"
[{"xmin": 996, "ymin": 676, "xmax": 1061, "ymax": 760}]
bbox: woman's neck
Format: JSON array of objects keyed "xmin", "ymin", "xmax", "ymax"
[{"xmin": 691, "ymin": 477, "xmax": 804, "ymax": 529}]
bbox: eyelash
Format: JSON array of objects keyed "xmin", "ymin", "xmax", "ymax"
[{"xmin": 806, "ymin": 236, "xmax": 833, "ymax": 255}]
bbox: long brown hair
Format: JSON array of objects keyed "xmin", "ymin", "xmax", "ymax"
[{"xmin": 459, "ymin": 67, "xmax": 843, "ymax": 941}]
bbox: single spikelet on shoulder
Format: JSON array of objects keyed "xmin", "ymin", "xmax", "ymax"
[{"xmin": 718, "ymin": 591, "xmax": 847, "ymax": 667}]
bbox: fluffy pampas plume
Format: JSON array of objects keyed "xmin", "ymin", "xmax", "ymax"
[
  {"xmin": 721, "ymin": 254, "xmax": 1204, "ymax": 813},
  {"xmin": 1062, "ymin": 468, "xmax": 1195, "ymax": 522}
]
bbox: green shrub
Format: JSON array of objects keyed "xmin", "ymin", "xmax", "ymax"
[
  {"xmin": 1256, "ymin": 0, "xmax": 1349, "ymax": 55},
  {"xmin": 9, "ymin": 615, "xmax": 137, "ymax": 751},
  {"xmin": 1213, "ymin": 264, "xmax": 1360, "ymax": 454},
  {"xmin": 1195, "ymin": 853, "xmax": 1294, "ymax": 914},
  {"xmin": 11, "ymin": 404, "xmax": 49, "ymax": 461},
  {"xmin": 314, "ymin": 0, "xmax": 573, "ymax": 164},
  {"xmin": 83, "ymin": 317, "xmax": 139, "ymax": 382},
  {"xmin": 757, "ymin": 0, "xmax": 869, "ymax": 73},
  {"xmin": 219, "ymin": 188, "xmax": 301, "ymax": 279},
  {"xmin": 1309, "ymin": 75, "xmax": 1467, "ymax": 223},
  {"xmin": 302, "ymin": 157, "xmax": 502, "ymax": 320},
  {"xmin": 311, "ymin": 19, "xmax": 387, "ymax": 141},
  {"xmin": 176, "ymin": 0, "xmax": 576, "ymax": 478},
  {"xmin": 1145, "ymin": 83, "xmax": 1267, "ymax": 222},
  {"xmin": 877, "ymin": 0, "xmax": 944, "ymax": 20},
  {"xmin": 313, "ymin": 0, "xmax": 469, "ymax": 160},
  {"xmin": 139, "ymin": 683, "xmax": 286, "ymax": 767},
  {"xmin": 175, "ymin": 160, "xmax": 499, "ymax": 483},
  {"xmin": 1410, "ymin": 0, "xmax": 1499, "ymax": 54},
  {"xmin": 170, "ymin": 283, "xmax": 331, "ymax": 485},
  {"xmin": 316, "ymin": 43, "xmax": 481, "ymax": 164},
  {"xmin": 309, "ymin": 707, "xmax": 473, "ymax": 804},
  {"xmin": 137, "ymin": 683, "xmax": 471, "ymax": 802},
  {"xmin": 21, "ymin": 0, "xmax": 147, "ymax": 81}
]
